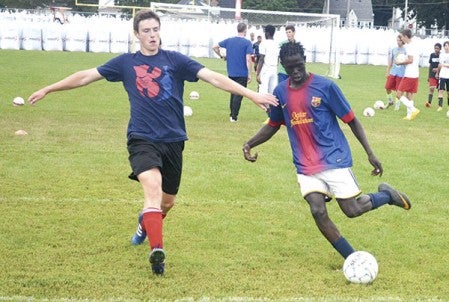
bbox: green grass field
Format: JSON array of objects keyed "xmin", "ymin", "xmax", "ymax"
[{"xmin": 1, "ymin": 49, "xmax": 449, "ymax": 301}]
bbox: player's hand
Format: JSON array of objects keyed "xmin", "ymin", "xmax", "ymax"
[
  {"xmin": 368, "ymin": 154, "xmax": 383, "ymax": 176},
  {"xmin": 250, "ymin": 93, "xmax": 277, "ymax": 111},
  {"xmin": 243, "ymin": 143, "xmax": 258, "ymax": 162},
  {"xmin": 28, "ymin": 89, "xmax": 47, "ymax": 105}
]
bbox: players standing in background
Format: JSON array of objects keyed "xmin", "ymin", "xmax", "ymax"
[
  {"xmin": 425, "ymin": 43, "xmax": 441, "ymax": 109},
  {"xmin": 384, "ymin": 35, "xmax": 406, "ymax": 110},
  {"xmin": 395, "ymin": 29, "xmax": 421, "ymax": 120},
  {"xmin": 436, "ymin": 41, "xmax": 449, "ymax": 113},
  {"xmin": 250, "ymin": 31, "xmax": 255, "ymax": 43},
  {"xmin": 277, "ymin": 25, "xmax": 296, "ymax": 83},
  {"xmin": 256, "ymin": 25, "xmax": 279, "ymax": 95},
  {"xmin": 213, "ymin": 23, "xmax": 254, "ymax": 122},
  {"xmin": 27, "ymin": 10, "xmax": 278, "ymax": 276},
  {"xmin": 242, "ymin": 42, "xmax": 412, "ymax": 260},
  {"xmin": 252, "ymin": 35, "xmax": 262, "ymax": 72}
]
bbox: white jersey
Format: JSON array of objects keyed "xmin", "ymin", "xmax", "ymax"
[
  {"xmin": 404, "ymin": 40, "xmax": 420, "ymax": 78},
  {"xmin": 259, "ymin": 39, "xmax": 279, "ymax": 67},
  {"xmin": 439, "ymin": 51, "xmax": 449, "ymax": 79}
]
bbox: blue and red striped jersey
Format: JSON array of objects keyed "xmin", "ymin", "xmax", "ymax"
[{"xmin": 270, "ymin": 73, "xmax": 355, "ymax": 175}]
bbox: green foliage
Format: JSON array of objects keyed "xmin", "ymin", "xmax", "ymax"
[
  {"xmin": 372, "ymin": 0, "xmax": 449, "ymax": 29},
  {"xmin": 242, "ymin": 0, "xmax": 300, "ymax": 12},
  {"xmin": 1, "ymin": 50, "xmax": 449, "ymax": 301}
]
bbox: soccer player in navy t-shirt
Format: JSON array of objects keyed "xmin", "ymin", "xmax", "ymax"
[
  {"xmin": 28, "ymin": 10, "xmax": 278, "ymax": 276},
  {"xmin": 242, "ymin": 42, "xmax": 412, "ymax": 260}
]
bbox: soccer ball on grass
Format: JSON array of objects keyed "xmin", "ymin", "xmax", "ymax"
[
  {"xmin": 343, "ymin": 251, "xmax": 379, "ymax": 284},
  {"xmin": 373, "ymin": 100, "xmax": 385, "ymax": 110},
  {"xmin": 183, "ymin": 105, "xmax": 193, "ymax": 117},
  {"xmin": 189, "ymin": 91, "xmax": 200, "ymax": 100},
  {"xmin": 13, "ymin": 96, "xmax": 25, "ymax": 106},
  {"xmin": 363, "ymin": 107, "xmax": 375, "ymax": 117}
]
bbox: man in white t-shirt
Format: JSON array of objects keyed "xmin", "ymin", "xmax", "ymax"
[
  {"xmin": 436, "ymin": 41, "xmax": 449, "ymax": 113},
  {"xmin": 396, "ymin": 29, "xmax": 420, "ymax": 120},
  {"xmin": 256, "ymin": 25, "xmax": 279, "ymax": 94}
]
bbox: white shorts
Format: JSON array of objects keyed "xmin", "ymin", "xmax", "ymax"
[
  {"xmin": 259, "ymin": 65, "xmax": 278, "ymax": 94},
  {"xmin": 297, "ymin": 168, "xmax": 361, "ymax": 199}
]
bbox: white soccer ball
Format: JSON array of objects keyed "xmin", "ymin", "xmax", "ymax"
[
  {"xmin": 189, "ymin": 91, "xmax": 200, "ymax": 100},
  {"xmin": 13, "ymin": 97, "xmax": 25, "ymax": 106},
  {"xmin": 396, "ymin": 53, "xmax": 407, "ymax": 64},
  {"xmin": 343, "ymin": 251, "xmax": 379, "ymax": 284},
  {"xmin": 15, "ymin": 129, "xmax": 28, "ymax": 136},
  {"xmin": 183, "ymin": 105, "xmax": 193, "ymax": 117},
  {"xmin": 446, "ymin": 110, "xmax": 449, "ymax": 118},
  {"xmin": 373, "ymin": 100, "xmax": 385, "ymax": 110},
  {"xmin": 363, "ymin": 107, "xmax": 375, "ymax": 117}
]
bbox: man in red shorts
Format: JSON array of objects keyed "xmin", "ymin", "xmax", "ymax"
[
  {"xmin": 425, "ymin": 43, "xmax": 441, "ymax": 109},
  {"xmin": 384, "ymin": 35, "xmax": 406, "ymax": 110},
  {"xmin": 396, "ymin": 29, "xmax": 421, "ymax": 120}
]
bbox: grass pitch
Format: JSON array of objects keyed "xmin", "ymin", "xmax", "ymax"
[{"xmin": 1, "ymin": 49, "xmax": 449, "ymax": 301}]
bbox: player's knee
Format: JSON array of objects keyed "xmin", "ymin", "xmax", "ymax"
[
  {"xmin": 310, "ymin": 206, "xmax": 328, "ymax": 222},
  {"xmin": 162, "ymin": 199, "xmax": 175, "ymax": 210}
]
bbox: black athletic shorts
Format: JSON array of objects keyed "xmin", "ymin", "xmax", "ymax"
[
  {"xmin": 127, "ymin": 135, "xmax": 184, "ymax": 195},
  {"xmin": 439, "ymin": 78, "xmax": 449, "ymax": 91}
]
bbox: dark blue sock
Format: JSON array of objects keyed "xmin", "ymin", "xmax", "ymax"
[
  {"xmin": 332, "ymin": 236, "xmax": 355, "ymax": 259},
  {"xmin": 369, "ymin": 191, "xmax": 391, "ymax": 209}
]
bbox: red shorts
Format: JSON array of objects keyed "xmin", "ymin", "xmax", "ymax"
[
  {"xmin": 385, "ymin": 75, "xmax": 402, "ymax": 91},
  {"xmin": 397, "ymin": 77, "xmax": 419, "ymax": 94},
  {"xmin": 429, "ymin": 77, "xmax": 438, "ymax": 87}
]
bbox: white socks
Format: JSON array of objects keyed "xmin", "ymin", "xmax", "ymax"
[{"xmin": 400, "ymin": 95, "xmax": 419, "ymax": 117}]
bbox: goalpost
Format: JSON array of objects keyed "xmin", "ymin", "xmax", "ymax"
[
  {"xmin": 73, "ymin": 1, "xmax": 341, "ymax": 78},
  {"xmin": 150, "ymin": 3, "xmax": 341, "ymax": 78}
]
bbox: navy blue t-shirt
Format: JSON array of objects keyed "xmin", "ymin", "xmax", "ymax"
[
  {"xmin": 219, "ymin": 36, "xmax": 253, "ymax": 77},
  {"xmin": 97, "ymin": 50, "xmax": 204, "ymax": 143}
]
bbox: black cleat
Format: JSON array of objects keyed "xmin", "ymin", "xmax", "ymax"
[{"xmin": 378, "ymin": 182, "xmax": 411, "ymax": 210}]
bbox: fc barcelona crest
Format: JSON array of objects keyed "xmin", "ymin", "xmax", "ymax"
[{"xmin": 311, "ymin": 96, "xmax": 321, "ymax": 107}]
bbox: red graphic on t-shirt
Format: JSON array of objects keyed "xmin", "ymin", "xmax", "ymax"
[{"xmin": 134, "ymin": 65, "xmax": 162, "ymax": 98}]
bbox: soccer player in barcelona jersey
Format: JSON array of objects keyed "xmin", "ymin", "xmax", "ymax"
[
  {"xmin": 28, "ymin": 10, "xmax": 278, "ymax": 276},
  {"xmin": 242, "ymin": 42, "xmax": 412, "ymax": 259}
]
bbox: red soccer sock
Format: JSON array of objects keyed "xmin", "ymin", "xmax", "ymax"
[{"xmin": 142, "ymin": 208, "xmax": 163, "ymax": 250}]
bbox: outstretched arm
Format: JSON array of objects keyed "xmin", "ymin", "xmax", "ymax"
[
  {"xmin": 28, "ymin": 68, "xmax": 104, "ymax": 105},
  {"xmin": 197, "ymin": 67, "xmax": 278, "ymax": 110},
  {"xmin": 347, "ymin": 117, "xmax": 383, "ymax": 176},
  {"xmin": 242, "ymin": 124, "xmax": 280, "ymax": 162}
]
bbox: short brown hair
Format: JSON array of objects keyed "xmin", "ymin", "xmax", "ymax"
[
  {"xmin": 400, "ymin": 28, "xmax": 412, "ymax": 39},
  {"xmin": 285, "ymin": 25, "xmax": 295, "ymax": 32},
  {"xmin": 133, "ymin": 10, "xmax": 160, "ymax": 32},
  {"xmin": 237, "ymin": 22, "xmax": 247, "ymax": 33}
]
